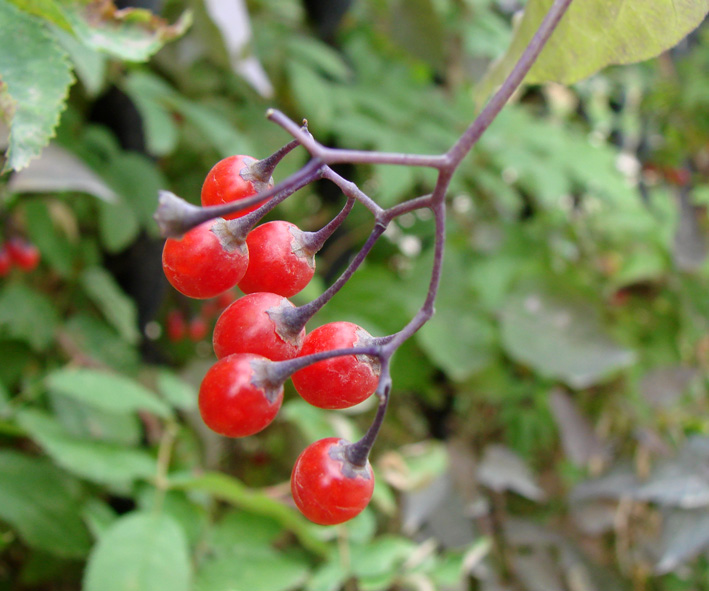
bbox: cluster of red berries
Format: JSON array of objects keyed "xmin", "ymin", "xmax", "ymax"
[
  {"xmin": 161, "ymin": 155, "xmax": 380, "ymax": 525},
  {"xmin": 0, "ymin": 237, "xmax": 40, "ymax": 277}
]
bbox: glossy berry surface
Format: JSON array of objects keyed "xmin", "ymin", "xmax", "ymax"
[
  {"xmin": 213, "ymin": 292, "xmax": 305, "ymax": 361},
  {"xmin": 237, "ymin": 221, "xmax": 315, "ymax": 297},
  {"xmin": 292, "ymin": 322, "xmax": 380, "ymax": 409},
  {"xmin": 201, "ymin": 155, "xmax": 272, "ymax": 220},
  {"xmin": 6, "ymin": 238, "xmax": 40, "ymax": 271},
  {"xmin": 162, "ymin": 221, "xmax": 248, "ymax": 299},
  {"xmin": 291, "ymin": 437, "xmax": 374, "ymax": 525},
  {"xmin": 198, "ymin": 353, "xmax": 283, "ymax": 438}
]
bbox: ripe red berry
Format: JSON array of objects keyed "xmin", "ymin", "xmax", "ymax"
[
  {"xmin": 198, "ymin": 353, "xmax": 283, "ymax": 438},
  {"xmin": 162, "ymin": 220, "xmax": 248, "ymax": 299},
  {"xmin": 291, "ymin": 437, "xmax": 374, "ymax": 525},
  {"xmin": 237, "ymin": 221, "xmax": 315, "ymax": 297},
  {"xmin": 6, "ymin": 238, "xmax": 40, "ymax": 271},
  {"xmin": 291, "ymin": 322, "xmax": 380, "ymax": 409},
  {"xmin": 166, "ymin": 309, "xmax": 186, "ymax": 342},
  {"xmin": 212, "ymin": 292, "xmax": 305, "ymax": 361},
  {"xmin": 188, "ymin": 316, "xmax": 209, "ymax": 342},
  {"xmin": 201, "ymin": 155, "xmax": 273, "ymax": 220},
  {"xmin": 0, "ymin": 245, "xmax": 12, "ymax": 277}
]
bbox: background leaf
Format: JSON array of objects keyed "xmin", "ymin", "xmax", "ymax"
[
  {"xmin": 477, "ymin": 0, "xmax": 709, "ymax": 102},
  {"xmin": 0, "ymin": 0, "xmax": 74, "ymax": 171},
  {"xmin": 83, "ymin": 511, "xmax": 191, "ymax": 591}
]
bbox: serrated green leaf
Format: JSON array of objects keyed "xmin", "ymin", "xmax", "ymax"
[
  {"xmin": 83, "ymin": 511, "xmax": 191, "ymax": 591},
  {"xmin": 17, "ymin": 409, "xmax": 157, "ymax": 485},
  {"xmin": 53, "ymin": 24, "xmax": 106, "ymax": 96},
  {"xmin": 80, "ymin": 266, "xmax": 141, "ymax": 345},
  {"xmin": 6, "ymin": 0, "xmax": 73, "ymax": 31},
  {"xmin": 500, "ymin": 286, "xmax": 636, "ymax": 388},
  {"xmin": 46, "ymin": 366, "xmax": 172, "ymax": 418},
  {"xmin": 477, "ymin": 0, "xmax": 709, "ymax": 103},
  {"xmin": 64, "ymin": 4, "xmax": 191, "ymax": 63},
  {"xmin": 0, "ymin": 0, "xmax": 74, "ymax": 172},
  {"xmin": 0, "ymin": 450, "xmax": 91, "ymax": 557},
  {"xmin": 0, "ymin": 283, "xmax": 59, "ymax": 350}
]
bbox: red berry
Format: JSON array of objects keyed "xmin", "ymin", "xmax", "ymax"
[
  {"xmin": 162, "ymin": 220, "xmax": 248, "ymax": 299},
  {"xmin": 238, "ymin": 221, "xmax": 315, "ymax": 297},
  {"xmin": 291, "ymin": 437, "xmax": 374, "ymax": 525},
  {"xmin": 198, "ymin": 353, "xmax": 283, "ymax": 438},
  {"xmin": 188, "ymin": 316, "xmax": 209, "ymax": 342},
  {"xmin": 166, "ymin": 309, "xmax": 186, "ymax": 342},
  {"xmin": 212, "ymin": 292, "xmax": 305, "ymax": 361},
  {"xmin": 0, "ymin": 245, "xmax": 12, "ymax": 277},
  {"xmin": 6, "ymin": 238, "xmax": 40, "ymax": 271},
  {"xmin": 201, "ymin": 155, "xmax": 273, "ymax": 220},
  {"xmin": 291, "ymin": 322, "xmax": 380, "ymax": 409}
]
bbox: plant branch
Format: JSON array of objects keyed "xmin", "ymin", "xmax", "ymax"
[{"xmin": 446, "ymin": 0, "xmax": 575, "ymax": 168}]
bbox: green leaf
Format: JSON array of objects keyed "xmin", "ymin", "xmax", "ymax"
[
  {"xmin": 477, "ymin": 0, "xmax": 709, "ymax": 102},
  {"xmin": 83, "ymin": 511, "xmax": 191, "ymax": 591},
  {"xmin": 80, "ymin": 266, "xmax": 141, "ymax": 345},
  {"xmin": 0, "ymin": 450, "xmax": 91, "ymax": 557},
  {"xmin": 0, "ymin": 283, "xmax": 59, "ymax": 351},
  {"xmin": 53, "ymin": 25, "xmax": 106, "ymax": 96},
  {"xmin": 122, "ymin": 71, "xmax": 179, "ymax": 157},
  {"xmin": 196, "ymin": 549, "xmax": 309, "ymax": 591},
  {"xmin": 156, "ymin": 369, "xmax": 197, "ymax": 411},
  {"xmin": 210, "ymin": 510, "xmax": 284, "ymax": 556},
  {"xmin": 103, "ymin": 151, "xmax": 164, "ymax": 227},
  {"xmin": 64, "ymin": 313, "xmax": 141, "ymax": 373},
  {"xmin": 46, "ymin": 366, "xmax": 172, "ymax": 418},
  {"xmin": 500, "ymin": 285, "xmax": 636, "ymax": 388},
  {"xmin": 0, "ymin": 0, "xmax": 74, "ymax": 172},
  {"xmin": 170, "ymin": 471, "xmax": 328, "ymax": 557},
  {"xmin": 21, "ymin": 198, "xmax": 76, "ymax": 278},
  {"xmin": 16, "ymin": 409, "xmax": 157, "ymax": 485},
  {"xmin": 98, "ymin": 197, "xmax": 140, "ymax": 252},
  {"xmin": 50, "ymin": 392, "xmax": 142, "ymax": 446},
  {"xmin": 6, "ymin": 0, "xmax": 73, "ymax": 31},
  {"xmin": 64, "ymin": 4, "xmax": 191, "ymax": 63}
]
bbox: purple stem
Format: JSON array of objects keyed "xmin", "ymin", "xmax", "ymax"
[
  {"xmin": 300, "ymin": 197, "xmax": 356, "ymax": 254},
  {"xmin": 445, "ymin": 0, "xmax": 575, "ymax": 168},
  {"xmin": 280, "ymin": 222, "xmax": 388, "ymax": 334},
  {"xmin": 154, "ymin": 159, "xmax": 324, "ymax": 238},
  {"xmin": 267, "ymin": 109, "xmax": 447, "ymax": 169}
]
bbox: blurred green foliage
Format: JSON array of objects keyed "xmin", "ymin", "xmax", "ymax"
[{"xmin": 0, "ymin": 1, "xmax": 708, "ymax": 590}]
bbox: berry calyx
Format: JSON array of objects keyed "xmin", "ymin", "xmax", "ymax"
[
  {"xmin": 212, "ymin": 292, "xmax": 305, "ymax": 361},
  {"xmin": 292, "ymin": 322, "xmax": 381, "ymax": 409},
  {"xmin": 237, "ymin": 221, "xmax": 316, "ymax": 297},
  {"xmin": 198, "ymin": 353, "xmax": 283, "ymax": 438},
  {"xmin": 6, "ymin": 238, "xmax": 40, "ymax": 271},
  {"xmin": 162, "ymin": 220, "xmax": 249, "ymax": 299},
  {"xmin": 201, "ymin": 155, "xmax": 274, "ymax": 220},
  {"xmin": 291, "ymin": 437, "xmax": 374, "ymax": 525}
]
